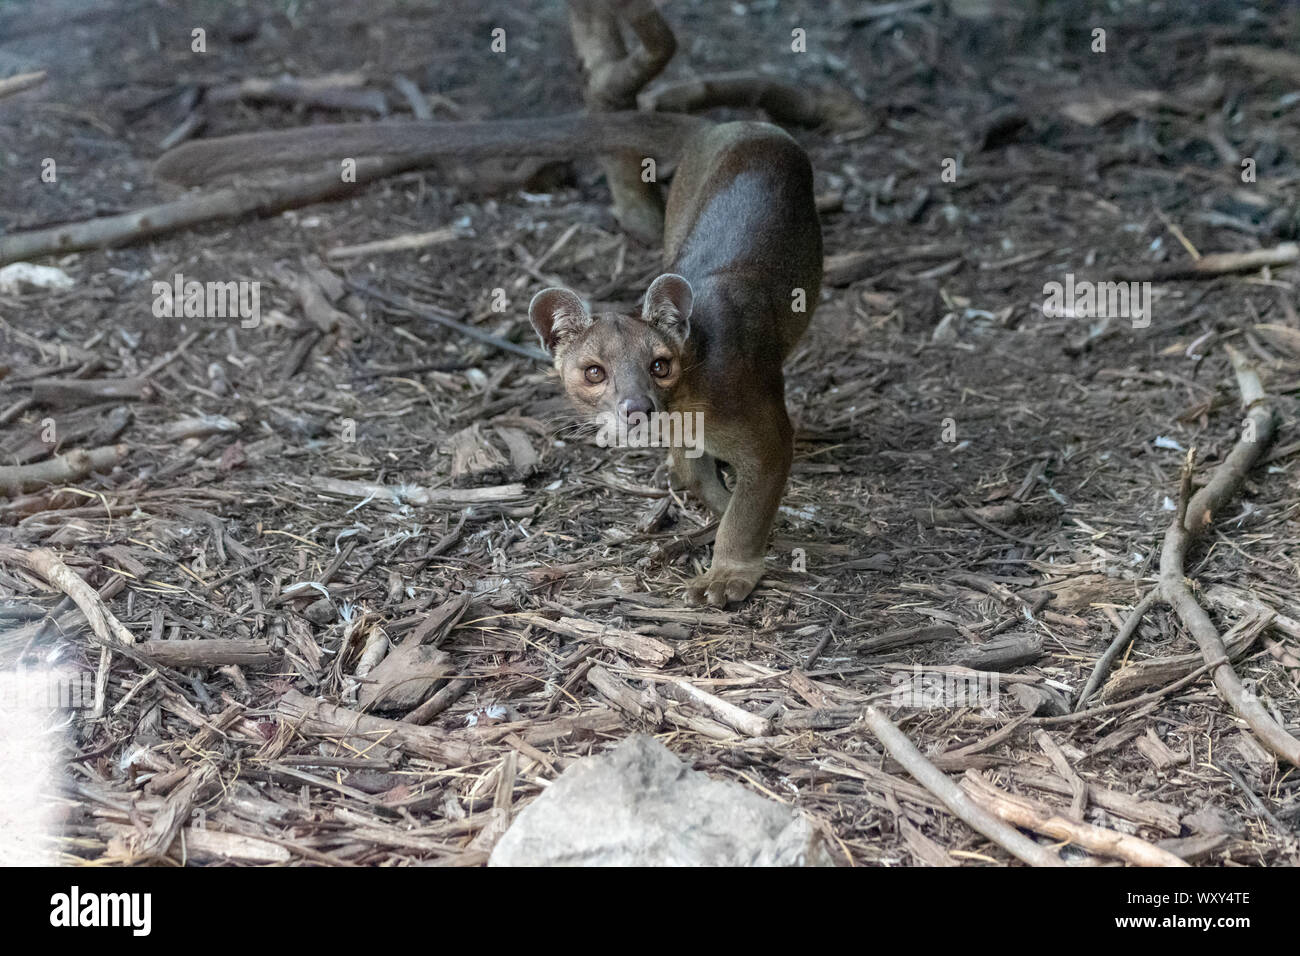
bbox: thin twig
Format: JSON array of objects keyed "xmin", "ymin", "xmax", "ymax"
[{"xmin": 1075, "ymin": 589, "xmax": 1159, "ymax": 711}]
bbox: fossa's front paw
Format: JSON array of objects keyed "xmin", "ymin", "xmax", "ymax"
[{"xmin": 686, "ymin": 561, "xmax": 763, "ymax": 608}]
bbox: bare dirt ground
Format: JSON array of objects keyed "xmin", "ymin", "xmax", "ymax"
[{"xmin": 1, "ymin": 0, "xmax": 1298, "ymax": 865}]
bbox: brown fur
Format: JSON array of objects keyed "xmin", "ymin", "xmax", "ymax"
[
  {"xmin": 532, "ymin": 121, "xmax": 822, "ymax": 607},
  {"xmin": 155, "ymin": 113, "xmax": 706, "ymax": 186}
]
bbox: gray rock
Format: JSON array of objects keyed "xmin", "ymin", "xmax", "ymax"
[{"xmin": 489, "ymin": 735, "xmax": 832, "ymax": 866}]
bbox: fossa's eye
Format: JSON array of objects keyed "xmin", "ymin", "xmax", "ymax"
[
  {"xmin": 584, "ymin": 365, "xmax": 606, "ymax": 384},
  {"xmin": 650, "ymin": 358, "xmax": 671, "ymax": 378}
]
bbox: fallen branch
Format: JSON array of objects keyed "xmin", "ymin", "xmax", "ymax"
[
  {"xmin": 661, "ymin": 677, "xmax": 772, "ymax": 737},
  {"xmin": 326, "ymin": 227, "xmax": 465, "ymax": 262},
  {"xmin": 960, "ymin": 771, "xmax": 1188, "ymax": 867},
  {"xmin": 823, "ymin": 243, "xmax": 965, "ymax": 287},
  {"xmin": 0, "ymin": 443, "xmax": 127, "ymax": 496},
  {"xmin": 309, "ymin": 475, "xmax": 525, "ymax": 506},
  {"xmin": 0, "ymin": 546, "xmax": 135, "ymax": 647},
  {"xmin": 0, "ymin": 156, "xmax": 421, "ymax": 266},
  {"xmin": 862, "ymin": 706, "xmax": 1063, "ymax": 866},
  {"xmin": 1070, "ymin": 346, "xmax": 1297, "ymax": 768},
  {"xmin": 519, "ymin": 614, "xmax": 674, "ymax": 666},
  {"xmin": 1112, "ymin": 242, "xmax": 1299, "ymax": 282},
  {"xmin": 1081, "ymin": 347, "xmax": 1296, "ymax": 764},
  {"xmin": 1210, "ymin": 45, "xmax": 1300, "ymax": 84},
  {"xmin": 1162, "ymin": 348, "xmax": 1297, "ymax": 766},
  {"xmin": 0, "ymin": 70, "xmax": 47, "ymax": 100},
  {"xmin": 207, "ymin": 73, "xmax": 388, "ymax": 114}
]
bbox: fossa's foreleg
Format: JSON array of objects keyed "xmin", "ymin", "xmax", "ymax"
[{"xmin": 684, "ymin": 401, "xmax": 792, "ymax": 607}]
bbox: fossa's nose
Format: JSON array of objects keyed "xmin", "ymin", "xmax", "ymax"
[{"xmin": 618, "ymin": 395, "xmax": 653, "ymax": 420}]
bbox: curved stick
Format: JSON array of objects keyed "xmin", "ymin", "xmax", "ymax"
[{"xmin": 1159, "ymin": 347, "xmax": 1298, "ymax": 766}]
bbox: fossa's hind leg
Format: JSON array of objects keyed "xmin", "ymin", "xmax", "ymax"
[{"xmin": 670, "ymin": 448, "xmax": 731, "ymax": 515}]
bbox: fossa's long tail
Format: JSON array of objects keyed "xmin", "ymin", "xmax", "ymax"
[{"xmin": 155, "ymin": 112, "xmax": 708, "ymax": 186}]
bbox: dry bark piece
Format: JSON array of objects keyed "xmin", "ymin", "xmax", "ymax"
[
  {"xmin": 1135, "ymin": 728, "xmax": 1187, "ymax": 771},
  {"xmin": 824, "ymin": 243, "xmax": 965, "ymax": 286},
  {"xmin": 275, "ymin": 262, "xmax": 351, "ymax": 334},
  {"xmin": 587, "ymin": 664, "xmax": 660, "ymax": 724},
  {"xmin": 1204, "ymin": 585, "xmax": 1300, "ymax": 641},
  {"xmin": 160, "ymin": 415, "xmax": 240, "ymax": 441},
  {"xmin": 1155, "ymin": 834, "xmax": 1229, "ymax": 863},
  {"xmin": 403, "ymin": 677, "xmax": 473, "ymax": 726},
  {"xmin": 392, "ymin": 74, "xmax": 433, "ymax": 120},
  {"xmin": 1058, "ymin": 88, "xmax": 1167, "ymax": 126},
  {"xmin": 1008, "ymin": 768, "xmax": 1182, "ymax": 835},
  {"xmin": 1252, "ymin": 323, "xmax": 1300, "ymax": 359},
  {"xmin": 913, "ymin": 501, "xmax": 1060, "ymax": 527},
  {"xmin": 1012, "ymin": 684, "xmax": 1069, "ymax": 717},
  {"xmin": 855, "ymin": 623, "xmax": 959, "ymax": 654},
  {"xmin": 358, "ymin": 645, "xmax": 450, "ymax": 712},
  {"xmin": 0, "ymin": 444, "xmax": 127, "ymax": 496},
  {"xmin": 29, "ymin": 377, "xmax": 152, "ymax": 407},
  {"xmin": 447, "ymin": 423, "xmax": 511, "ymax": 486},
  {"xmin": 494, "ymin": 426, "xmax": 539, "ymax": 476},
  {"xmin": 135, "ymin": 640, "xmax": 277, "ymax": 668},
  {"xmin": 347, "ymin": 279, "xmax": 549, "ymax": 362},
  {"xmin": 953, "ymin": 634, "xmax": 1043, "ymax": 671},
  {"xmin": 134, "ymin": 766, "xmax": 214, "ymax": 860}
]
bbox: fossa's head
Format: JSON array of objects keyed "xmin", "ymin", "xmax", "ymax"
[{"xmin": 529, "ymin": 274, "xmax": 693, "ymax": 423}]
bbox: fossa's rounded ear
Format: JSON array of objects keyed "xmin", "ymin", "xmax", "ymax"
[
  {"xmin": 529, "ymin": 287, "xmax": 592, "ymax": 354},
  {"xmin": 642, "ymin": 273, "xmax": 693, "ymax": 342}
]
